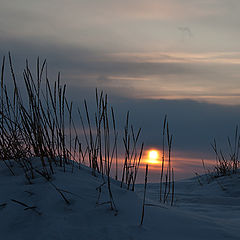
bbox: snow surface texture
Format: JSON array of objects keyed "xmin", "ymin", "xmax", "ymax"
[{"xmin": 1, "ymin": 159, "xmax": 240, "ymax": 240}]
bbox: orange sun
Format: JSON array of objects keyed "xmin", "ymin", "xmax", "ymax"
[{"xmin": 147, "ymin": 150, "xmax": 160, "ymax": 164}]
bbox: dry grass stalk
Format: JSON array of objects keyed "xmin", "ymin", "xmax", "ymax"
[
  {"xmin": 159, "ymin": 115, "xmax": 175, "ymax": 205},
  {"xmin": 11, "ymin": 199, "xmax": 42, "ymax": 215},
  {"xmin": 140, "ymin": 164, "xmax": 148, "ymax": 225}
]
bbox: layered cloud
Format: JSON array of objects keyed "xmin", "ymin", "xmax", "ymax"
[{"xmin": 1, "ymin": 36, "xmax": 240, "ymax": 105}]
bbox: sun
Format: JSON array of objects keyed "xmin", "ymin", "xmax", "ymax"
[
  {"xmin": 147, "ymin": 150, "xmax": 160, "ymax": 164},
  {"xmin": 149, "ymin": 150, "xmax": 158, "ymax": 160}
]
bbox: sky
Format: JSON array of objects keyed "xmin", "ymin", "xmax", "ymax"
[{"xmin": 1, "ymin": 0, "xmax": 240, "ymax": 178}]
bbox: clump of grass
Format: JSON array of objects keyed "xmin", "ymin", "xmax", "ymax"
[
  {"xmin": 0, "ymin": 54, "xmax": 144, "ymax": 212},
  {"xmin": 0, "ymin": 54, "xmax": 85, "ymax": 204},
  {"xmin": 196, "ymin": 127, "xmax": 240, "ymax": 189},
  {"xmin": 120, "ymin": 111, "xmax": 144, "ymax": 191},
  {"xmin": 210, "ymin": 126, "xmax": 240, "ymax": 177},
  {"xmin": 77, "ymin": 90, "xmax": 119, "ymax": 212}
]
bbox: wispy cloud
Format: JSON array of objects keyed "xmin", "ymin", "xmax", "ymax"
[{"xmin": 110, "ymin": 51, "xmax": 240, "ymax": 64}]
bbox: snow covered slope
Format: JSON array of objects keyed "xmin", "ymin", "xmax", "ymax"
[
  {"xmin": 1, "ymin": 159, "xmax": 239, "ymax": 240},
  {"xmin": 137, "ymin": 173, "xmax": 240, "ymax": 239}
]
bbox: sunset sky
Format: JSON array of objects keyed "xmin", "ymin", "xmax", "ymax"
[{"xmin": 1, "ymin": 0, "xmax": 240, "ymax": 177}]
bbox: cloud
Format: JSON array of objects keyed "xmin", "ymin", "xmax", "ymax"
[
  {"xmin": 1, "ymin": 36, "xmax": 240, "ymax": 106},
  {"xmin": 1, "ymin": 0, "xmax": 240, "ymax": 54},
  {"xmin": 108, "ymin": 97, "xmax": 240, "ymax": 158}
]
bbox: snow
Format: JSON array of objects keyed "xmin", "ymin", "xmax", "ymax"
[{"xmin": 1, "ymin": 158, "xmax": 240, "ymax": 240}]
